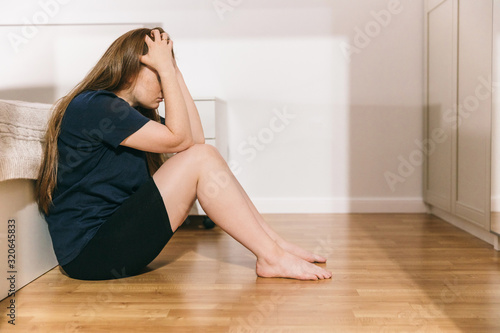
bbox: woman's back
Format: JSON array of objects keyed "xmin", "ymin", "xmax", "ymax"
[{"xmin": 46, "ymin": 89, "xmax": 150, "ymax": 266}]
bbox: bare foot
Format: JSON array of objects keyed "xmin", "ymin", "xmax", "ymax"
[
  {"xmin": 256, "ymin": 250, "xmax": 332, "ymax": 281},
  {"xmin": 276, "ymin": 239, "xmax": 327, "ymax": 263}
]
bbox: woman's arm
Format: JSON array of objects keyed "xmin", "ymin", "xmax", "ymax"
[
  {"xmin": 121, "ymin": 30, "xmax": 194, "ymax": 153},
  {"xmin": 175, "ymin": 67, "xmax": 205, "ymax": 144}
]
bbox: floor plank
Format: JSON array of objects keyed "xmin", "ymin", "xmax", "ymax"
[{"xmin": 1, "ymin": 213, "xmax": 500, "ymax": 332}]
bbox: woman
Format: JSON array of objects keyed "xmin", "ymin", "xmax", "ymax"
[{"xmin": 36, "ymin": 27, "xmax": 332, "ymax": 281}]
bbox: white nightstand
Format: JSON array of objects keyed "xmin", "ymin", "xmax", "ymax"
[
  {"xmin": 194, "ymin": 97, "xmax": 228, "ymax": 160},
  {"xmin": 159, "ymin": 97, "xmax": 227, "ymax": 225},
  {"xmin": 189, "ymin": 98, "xmax": 228, "ymax": 218}
]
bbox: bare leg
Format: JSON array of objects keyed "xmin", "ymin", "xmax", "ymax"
[
  {"xmin": 153, "ymin": 144, "xmax": 332, "ymax": 280},
  {"xmin": 233, "ymin": 182, "xmax": 327, "ymax": 263}
]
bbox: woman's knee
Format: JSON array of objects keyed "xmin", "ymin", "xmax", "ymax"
[
  {"xmin": 180, "ymin": 143, "xmax": 223, "ymax": 163},
  {"xmin": 155, "ymin": 144, "xmax": 223, "ymax": 178}
]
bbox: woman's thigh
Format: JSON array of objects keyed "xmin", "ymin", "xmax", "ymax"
[{"xmin": 152, "ymin": 143, "xmax": 223, "ymax": 232}]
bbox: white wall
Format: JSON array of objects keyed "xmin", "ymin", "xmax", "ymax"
[{"xmin": 0, "ymin": 0, "xmax": 425, "ymax": 213}]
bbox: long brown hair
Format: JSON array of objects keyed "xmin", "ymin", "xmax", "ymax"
[{"xmin": 36, "ymin": 27, "xmax": 171, "ymax": 215}]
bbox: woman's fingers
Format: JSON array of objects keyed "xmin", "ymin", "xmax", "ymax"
[
  {"xmin": 143, "ymin": 34, "xmax": 153, "ymax": 47},
  {"xmin": 142, "ymin": 29, "xmax": 175, "ymax": 72},
  {"xmin": 150, "ymin": 29, "xmax": 162, "ymax": 41},
  {"xmin": 156, "ymin": 31, "xmax": 176, "ymax": 67},
  {"xmin": 160, "ymin": 32, "xmax": 170, "ymax": 41},
  {"xmin": 152, "ymin": 29, "xmax": 171, "ymax": 44}
]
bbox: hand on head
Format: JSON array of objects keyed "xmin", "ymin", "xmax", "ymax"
[{"xmin": 141, "ymin": 29, "xmax": 176, "ymax": 74}]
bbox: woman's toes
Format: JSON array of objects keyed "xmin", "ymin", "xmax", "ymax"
[
  {"xmin": 256, "ymin": 250, "xmax": 332, "ymax": 281},
  {"xmin": 278, "ymin": 240, "xmax": 327, "ymax": 263},
  {"xmin": 314, "ymin": 255, "xmax": 327, "ymax": 263},
  {"xmin": 317, "ymin": 267, "xmax": 332, "ymax": 279},
  {"xmin": 307, "ymin": 274, "xmax": 319, "ymax": 281}
]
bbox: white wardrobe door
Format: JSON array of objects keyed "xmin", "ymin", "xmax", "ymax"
[
  {"xmin": 425, "ymin": 0, "xmax": 456, "ymax": 210},
  {"xmin": 455, "ymin": 0, "xmax": 492, "ymax": 228}
]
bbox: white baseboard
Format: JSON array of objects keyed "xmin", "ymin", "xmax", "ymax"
[{"xmin": 251, "ymin": 197, "xmax": 427, "ymax": 214}]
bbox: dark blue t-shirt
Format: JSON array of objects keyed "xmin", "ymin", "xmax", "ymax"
[{"xmin": 45, "ymin": 90, "xmax": 151, "ymax": 266}]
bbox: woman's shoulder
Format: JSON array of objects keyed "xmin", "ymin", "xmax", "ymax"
[
  {"xmin": 72, "ymin": 90, "xmax": 121, "ymax": 106},
  {"xmin": 67, "ymin": 90, "xmax": 130, "ymax": 117}
]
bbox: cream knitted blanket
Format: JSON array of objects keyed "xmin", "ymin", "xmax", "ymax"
[{"xmin": 0, "ymin": 99, "xmax": 53, "ymax": 182}]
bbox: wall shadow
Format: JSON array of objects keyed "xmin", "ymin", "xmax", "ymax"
[{"xmin": 0, "ymin": 86, "xmax": 57, "ymax": 104}]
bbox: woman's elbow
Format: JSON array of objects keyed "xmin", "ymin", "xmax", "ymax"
[
  {"xmin": 177, "ymin": 136, "xmax": 195, "ymax": 151},
  {"xmin": 186, "ymin": 133, "xmax": 204, "ymax": 146},
  {"xmin": 157, "ymin": 134, "xmax": 194, "ymax": 153}
]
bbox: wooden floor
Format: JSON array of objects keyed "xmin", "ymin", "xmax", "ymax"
[{"xmin": 1, "ymin": 213, "xmax": 500, "ymax": 332}]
